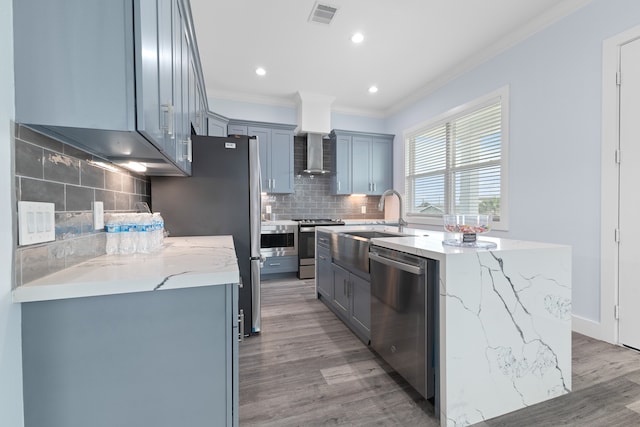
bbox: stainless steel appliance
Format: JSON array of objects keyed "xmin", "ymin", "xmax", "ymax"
[
  {"xmin": 369, "ymin": 245, "xmax": 438, "ymax": 399},
  {"xmin": 260, "ymin": 223, "xmax": 297, "ymax": 257},
  {"xmin": 294, "ymin": 219, "xmax": 345, "ymax": 279},
  {"xmin": 151, "ymin": 135, "xmax": 262, "ymax": 336}
]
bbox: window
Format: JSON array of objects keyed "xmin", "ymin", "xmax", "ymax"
[{"xmin": 404, "ymin": 88, "xmax": 508, "ymax": 229}]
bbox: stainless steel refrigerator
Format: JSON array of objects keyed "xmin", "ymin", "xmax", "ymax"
[{"xmin": 151, "ymin": 135, "xmax": 261, "ymax": 336}]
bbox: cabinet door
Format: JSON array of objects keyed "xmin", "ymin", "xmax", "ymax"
[
  {"xmin": 270, "ymin": 129, "xmax": 294, "ymax": 193},
  {"xmin": 178, "ymin": 20, "xmax": 192, "ymax": 174},
  {"xmin": 317, "ymin": 247, "xmax": 332, "ymax": 300},
  {"xmin": 333, "ymin": 135, "xmax": 352, "ymax": 195},
  {"xmin": 136, "ymin": 0, "xmax": 163, "ymax": 150},
  {"xmin": 352, "ymin": 136, "xmax": 372, "ymax": 194},
  {"xmin": 228, "ymin": 125, "xmax": 248, "ymax": 136},
  {"xmin": 332, "ymin": 264, "xmax": 350, "ymax": 318},
  {"xmin": 350, "ymin": 274, "xmax": 371, "ymax": 340},
  {"xmin": 248, "ymin": 127, "xmax": 271, "ymax": 192},
  {"xmin": 171, "ymin": 1, "xmax": 184, "ymax": 167},
  {"xmin": 371, "ymin": 137, "xmax": 393, "ymax": 195},
  {"xmin": 158, "ymin": 0, "xmax": 175, "ymax": 156}
]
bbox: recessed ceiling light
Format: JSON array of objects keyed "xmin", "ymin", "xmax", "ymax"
[
  {"xmin": 368, "ymin": 86, "xmax": 378, "ymax": 94},
  {"xmin": 351, "ymin": 32, "xmax": 364, "ymax": 44},
  {"xmin": 256, "ymin": 67, "xmax": 266, "ymax": 76}
]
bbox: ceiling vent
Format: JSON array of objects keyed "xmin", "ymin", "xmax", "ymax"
[{"xmin": 308, "ymin": 2, "xmax": 338, "ymax": 25}]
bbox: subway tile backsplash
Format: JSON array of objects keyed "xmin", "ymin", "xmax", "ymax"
[
  {"xmin": 13, "ymin": 124, "xmax": 150, "ymax": 288},
  {"xmin": 262, "ymin": 136, "xmax": 384, "ymax": 220}
]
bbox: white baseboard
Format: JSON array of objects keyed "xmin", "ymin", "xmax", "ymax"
[{"xmin": 572, "ymin": 314, "xmax": 615, "ymax": 344}]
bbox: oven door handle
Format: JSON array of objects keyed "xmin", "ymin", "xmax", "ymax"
[
  {"xmin": 299, "ymin": 227, "xmax": 315, "ymax": 232},
  {"xmin": 369, "ymin": 252, "xmax": 423, "ymax": 275}
]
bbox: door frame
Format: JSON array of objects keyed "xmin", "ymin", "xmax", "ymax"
[{"xmin": 596, "ymin": 24, "xmax": 640, "ymax": 344}]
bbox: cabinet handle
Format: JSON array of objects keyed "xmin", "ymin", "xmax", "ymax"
[
  {"xmin": 186, "ymin": 138, "xmax": 192, "ymax": 162},
  {"xmin": 338, "ymin": 181, "xmax": 341, "ymax": 192},
  {"xmin": 272, "ymin": 179, "xmax": 276, "ymax": 189},
  {"xmin": 268, "ymin": 179, "xmax": 272, "ymax": 189},
  {"xmin": 238, "ymin": 309, "xmax": 245, "ymax": 343},
  {"xmin": 161, "ymin": 103, "xmax": 174, "ymax": 136},
  {"xmin": 347, "ymin": 280, "xmax": 351, "ymax": 297},
  {"xmin": 269, "ymin": 262, "xmax": 281, "ymax": 266},
  {"xmin": 319, "ymin": 255, "xmax": 327, "ymax": 260}
]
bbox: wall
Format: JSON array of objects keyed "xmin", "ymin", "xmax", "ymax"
[
  {"xmin": 209, "ymin": 97, "xmax": 388, "ymax": 134},
  {"xmin": 0, "ymin": 0, "xmax": 23, "ymax": 424},
  {"xmin": 386, "ymin": 0, "xmax": 640, "ymax": 329},
  {"xmin": 13, "ymin": 125, "xmax": 151, "ymax": 287},
  {"xmin": 262, "ymin": 136, "xmax": 383, "ymax": 220}
]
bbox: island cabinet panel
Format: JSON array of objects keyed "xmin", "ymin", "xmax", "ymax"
[
  {"xmin": 21, "ymin": 284, "xmax": 239, "ymax": 427},
  {"xmin": 329, "ymin": 130, "xmax": 394, "ymax": 195},
  {"xmin": 13, "ymin": 0, "xmax": 201, "ymax": 175},
  {"xmin": 327, "ymin": 262, "xmax": 371, "ymax": 344},
  {"xmin": 331, "ymin": 263, "xmax": 351, "ymax": 319},
  {"xmin": 316, "ymin": 245, "xmax": 333, "ymax": 299},
  {"xmin": 228, "ymin": 120, "xmax": 296, "ymax": 194}
]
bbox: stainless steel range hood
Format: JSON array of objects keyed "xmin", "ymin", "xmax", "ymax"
[
  {"xmin": 295, "ymin": 91, "xmax": 334, "ymax": 175},
  {"xmin": 303, "ymin": 133, "xmax": 330, "ymax": 174}
]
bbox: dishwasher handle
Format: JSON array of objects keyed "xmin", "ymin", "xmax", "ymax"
[{"xmin": 369, "ymin": 252, "xmax": 423, "ymax": 275}]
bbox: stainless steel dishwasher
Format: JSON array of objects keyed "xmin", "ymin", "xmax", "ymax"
[{"xmin": 369, "ymin": 245, "xmax": 437, "ymax": 400}]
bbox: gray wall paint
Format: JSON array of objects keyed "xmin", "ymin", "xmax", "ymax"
[
  {"xmin": 387, "ymin": 0, "xmax": 640, "ymax": 322},
  {"xmin": 13, "ymin": 125, "xmax": 151, "ymax": 288},
  {"xmin": 263, "ymin": 136, "xmax": 383, "ymax": 220}
]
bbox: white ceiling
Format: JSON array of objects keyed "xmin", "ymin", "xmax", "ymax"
[{"xmin": 190, "ymin": 0, "xmax": 592, "ymax": 118}]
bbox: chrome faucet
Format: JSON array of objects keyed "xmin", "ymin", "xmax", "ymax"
[{"xmin": 378, "ymin": 189, "xmax": 408, "ymax": 229}]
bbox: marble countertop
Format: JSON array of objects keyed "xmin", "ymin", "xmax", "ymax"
[
  {"xmin": 13, "ymin": 236, "xmax": 239, "ymax": 303},
  {"xmin": 317, "ymin": 224, "xmax": 567, "ymax": 261}
]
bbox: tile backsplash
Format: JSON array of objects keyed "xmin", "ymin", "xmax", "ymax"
[
  {"xmin": 13, "ymin": 124, "xmax": 150, "ymax": 288},
  {"xmin": 262, "ymin": 136, "xmax": 384, "ymax": 220}
]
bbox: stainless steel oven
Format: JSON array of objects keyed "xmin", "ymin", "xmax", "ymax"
[
  {"xmin": 369, "ymin": 245, "xmax": 438, "ymax": 400},
  {"xmin": 260, "ymin": 224, "xmax": 297, "ymax": 257},
  {"xmin": 294, "ymin": 219, "xmax": 345, "ymax": 279}
]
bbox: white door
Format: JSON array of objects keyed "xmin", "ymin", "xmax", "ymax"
[{"xmin": 618, "ymin": 37, "xmax": 640, "ymax": 349}]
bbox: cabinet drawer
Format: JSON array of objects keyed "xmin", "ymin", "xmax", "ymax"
[{"xmin": 261, "ymin": 255, "xmax": 298, "ymax": 275}]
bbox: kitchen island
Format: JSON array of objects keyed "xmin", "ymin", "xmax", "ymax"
[
  {"xmin": 316, "ymin": 225, "xmax": 572, "ymax": 427},
  {"xmin": 14, "ymin": 236, "xmax": 240, "ymax": 427}
]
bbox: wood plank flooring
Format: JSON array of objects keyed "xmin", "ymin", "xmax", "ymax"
[{"xmin": 239, "ymin": 276, "xmax": 640, "ymax": 426}]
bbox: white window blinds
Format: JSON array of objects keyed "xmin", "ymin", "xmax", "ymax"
[{"xmin": 405, "ymin": 96, "xmax": 505, "ymax": 221}]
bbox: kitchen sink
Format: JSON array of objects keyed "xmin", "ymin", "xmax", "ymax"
[
  {"xmin": 333, "ymin": 230, "xmax": 410, "ymax": 275},
  {"xmin": 341, "ymin": 230, "xmax": 404, "ymax": 239}
]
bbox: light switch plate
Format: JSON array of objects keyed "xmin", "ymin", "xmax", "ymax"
[
  {"xmin": 93, "ymin": 201, "xmax": 104, "ymax": 230},
  {"xmin": 361, "ymin": 205, "xmax": 367, "ymax": 214},
  {"xmin": 18, "ymin": 201, "xmax": 55, "ymax": 246}
]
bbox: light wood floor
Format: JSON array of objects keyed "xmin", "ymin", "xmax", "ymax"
[{"xmin": 239, "ymin": 276, "xmax": 640, "ymax": 426}]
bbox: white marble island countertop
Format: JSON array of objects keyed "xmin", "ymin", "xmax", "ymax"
[
  {"xmin": 13, "ymin": 236, "xmax": 239, "ymax": 303},
  {"xmin": 317, "ymin": 224, "xmax": 572, "ymax": 426}
]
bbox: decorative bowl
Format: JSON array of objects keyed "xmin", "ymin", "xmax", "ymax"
[{"xmin": 442, "ymin": 214, "xmax": 496, "ymax": 248}]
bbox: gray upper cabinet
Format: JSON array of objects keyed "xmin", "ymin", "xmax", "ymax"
[
  {"xmin": 13, "ymin": 0, "xmax": 202, "ymax": 176},
  {"xmin": 330, "ymin": 130, "xmax": 394, "ymax": 195},
  {"xmin": 207, "ymin": 113, "xmax": 229, "ymax": 137},
  {"xmin": 228, "ymin": 120, "xmax": 296, "ymax": 194}
]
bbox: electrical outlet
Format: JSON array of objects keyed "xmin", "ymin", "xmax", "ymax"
[
  {"xmin": 18, "ymin": 201, "xmax": 55, "ymax": 245},
  {"xmin": 361, "ymin": 205, "xmax": 367, "ymax": 214},
  {"xmin": 266, "ymin": 205, "xmax": 272, "ymax": 214}
]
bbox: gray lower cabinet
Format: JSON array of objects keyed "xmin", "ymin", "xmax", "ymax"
[
  {"xmin": 261, "ymin": 255, "xmax": 298, "ymax": 276},
  {"xmin": 316, "ymin": 245, "xmax": 333, "ymax": 300},
  {"xmin": 21, "ymin": 284, "xmax": 239, "ymax": 427},
  {"xmin": 330, "ymin": 263, "xmax": 371, "ymax": 343}
]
